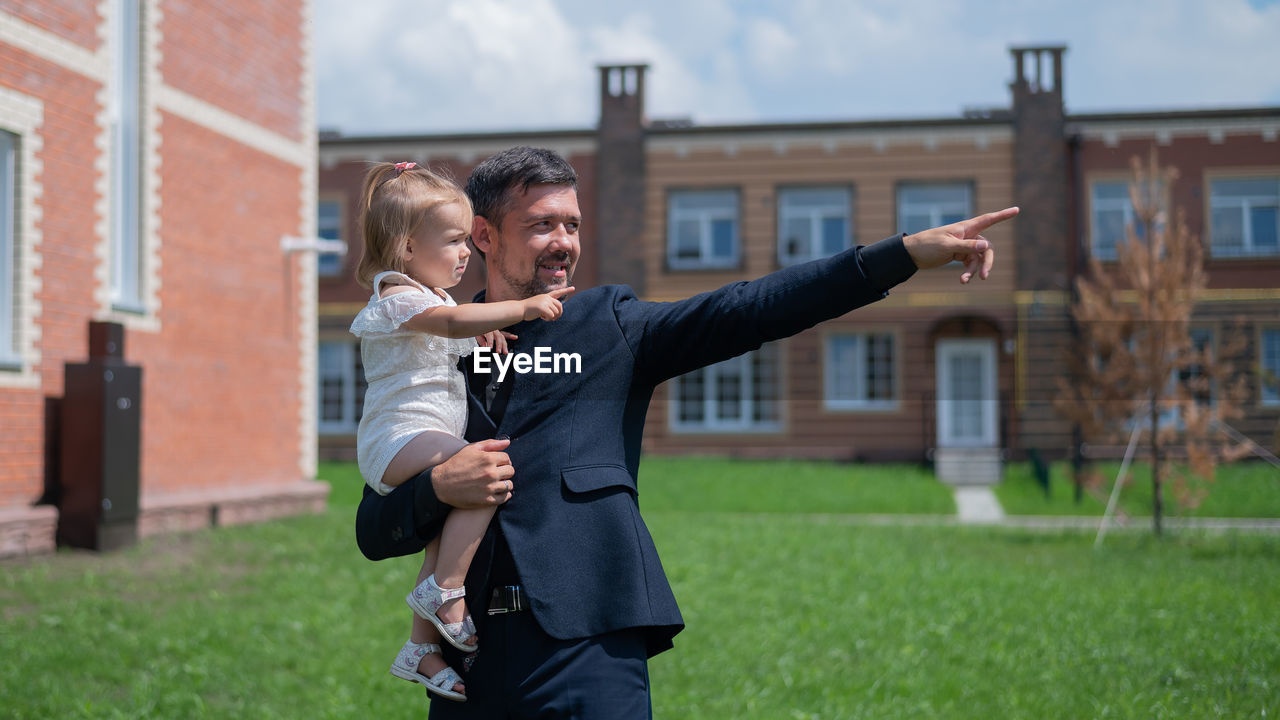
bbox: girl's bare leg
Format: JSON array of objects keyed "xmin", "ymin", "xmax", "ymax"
[
  {"xmin": 409, "ymin": 539, "xmax": 464, "ymax": 695},
  {"xmin": 381, "ymin": 432, "xmax": 472, "ymax": 694},
  {"xmin": 381, "ymin": 431, "xmax": 467, "ymax": 488},
  {"xmin": 433, "ymin": 505, "xmax": 497, "ymax": 631}
]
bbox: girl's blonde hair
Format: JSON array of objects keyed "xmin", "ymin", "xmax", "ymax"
[{"xmin": 355, "ymin": 162, "xmax": 473, "ymax": 289}]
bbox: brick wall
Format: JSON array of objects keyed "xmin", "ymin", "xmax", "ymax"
[{"xmin": 0, "ymin": 0, "xmax": 321, "ymax": 556}]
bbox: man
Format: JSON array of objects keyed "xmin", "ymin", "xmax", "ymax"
[{"xmin": 357, "ymin": 146, "xmax": 1017, "ymax": 717}]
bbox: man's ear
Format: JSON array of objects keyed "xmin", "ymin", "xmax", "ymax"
[{"xmin": 471, "ymin": 216, "xmax": 494, "ymax": 255}]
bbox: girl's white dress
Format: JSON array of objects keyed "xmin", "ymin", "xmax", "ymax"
[{"xmin": 350, "ymin": 271, "xmax": 477, "ymax": 495}]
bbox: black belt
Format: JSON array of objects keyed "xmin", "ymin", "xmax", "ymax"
[{"xmin": 487, "ymin": 585, "xmax": 526, "ymax": 615}]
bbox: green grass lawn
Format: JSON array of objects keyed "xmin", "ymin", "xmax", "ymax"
[
  {"xmin": 637, "ymin": 456, "xmax": 955, "ymax": 515},
  {"xmin": 998, "ymin": 460, "xmax": 1280, "ymax": 518},
  {"xmin": 1, "ymin": 460, "xmax": 1276, "ymax": 718}
]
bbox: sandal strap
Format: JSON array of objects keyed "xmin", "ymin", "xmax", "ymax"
[
  {"xmin": 427, "ymin": 665, "xmax": 463, "ymax": 691},
  {"xmin": 427, "ymin": 574, "xmax": 467, "ymax": 603}
]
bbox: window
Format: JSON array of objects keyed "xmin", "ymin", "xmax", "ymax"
[
  {"xmin": 1210, "ymin": 177, "xmax": 1280, "ymax": 258},
  {"xmin": 110, "ymin": 0, "xmax": 142, "ymax": 311},
  {"xmin": 672, "ymin": 344, "xmax": 781, "ymax": 432},
  {"xmin": 1090, "ymin": 180, "xmax": 1137, "ymax": 261},
  {"xmin": 317, "ymin": 200, "xmax": 343, "ymax": 277},
  {"xmin": 667, "ymin": 190, "xmax": 739, "ymax": 269},
  {"xmin": 318, "ymin": 341, "xmax": 367, "ymax": 433},
  {"xmin": 897, "ymin": 183, "xmax": 970, "ymax": 235},
  {"xmin": 0, "ymin": 130, "xmax": 16, "ymax": 367},
  {"xmin": 824, "ymin": 333, "xmax": 896, "ymax": 410},
  {"xmin": 778, "ymin": 187, "xmax": 852, "ymax": 266},
  {"xmin": 1262, "ymin": 328, "xmax": 1280, "ymax": 407}
]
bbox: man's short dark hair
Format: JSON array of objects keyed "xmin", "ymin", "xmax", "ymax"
[{"xmin": 465, "ymin": 146, "xmax": 579, "ymax": 227}]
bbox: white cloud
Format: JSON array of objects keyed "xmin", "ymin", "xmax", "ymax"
[{"xmin": 315, "ymin": 0, "xmax": 1280, "ymax": 135}]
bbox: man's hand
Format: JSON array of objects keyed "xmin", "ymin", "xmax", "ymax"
[
  {"xmin": 903, "ymin": 207, "xmax": 1019, "ymax": 283},
  {"xmin": 430, "ymin": 438, "xmax": 515, "ymax": 509}
]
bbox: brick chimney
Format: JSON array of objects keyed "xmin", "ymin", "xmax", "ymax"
[
  {"xmin": 595, "ymin": 64, "xmax": 649, "ymax": 292},
  {"xmin": 1010, "ymin": 46, "xmax": 1069, "ymax": 292}
]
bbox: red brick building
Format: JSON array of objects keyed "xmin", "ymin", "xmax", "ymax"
[
  {"xmin": 0, "ymin": 1, "xmax": 325, "ymax": 556},
  {"xmin": 317, "ymin": 49, "xmax": 1280, "ymax": 481}
]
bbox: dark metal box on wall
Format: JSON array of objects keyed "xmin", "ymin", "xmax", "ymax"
[{"xmin": 58, "ymin": 322, "xmax": 142, "ymax": 551}]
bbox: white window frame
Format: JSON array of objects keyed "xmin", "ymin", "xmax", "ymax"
[
  {"xmin": 0, "ymin": 130, "xmax": 16, "ymax": 367},
  {"xmin": 823, "ymin": 332, "xmax": 898, "ymax": 411},
  {"xmin": 670, "ymin": 344, "xmax": 782, "ymax": 433},
  {"xmin": 896, "ymin": 182, "xmax": 971, "ymax": 235},
  {"xmin": 1261, "ymin": 327, "xmax": 1280, "ymax": 407},
  {"xmin": 1208, "ymin": 176, "xmax": 1280, "ymax": 258},
  {"xmin": 667, "ymin": 189, "xmax": 740, "ymax": 270},
  {"xmin": 317, "ymin": 198, "xmax": 344, "ymax": 277},
  {"xmin": 110, "ymin": 0, "xmax": 143, "ymax": 312},
  {"xmin": 318, "ymin": 340, "xmax": 366, "ymax": 433},
  {"xmin": 777, "ymin": 186, "xmax": 852, "ymax": 266}
]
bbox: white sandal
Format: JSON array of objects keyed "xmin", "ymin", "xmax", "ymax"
[
  {"xmin": 406, "ymin": 574, "xmax": 478, "ymax": 652},
  {"xmin": 389, "ymin": 639, "xmax": 466, "ymax": 702}
]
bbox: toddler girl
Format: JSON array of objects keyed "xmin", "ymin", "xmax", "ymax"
[{"xmin": 349, "ymin": 161, "xmax": 571, "ymax": 702}]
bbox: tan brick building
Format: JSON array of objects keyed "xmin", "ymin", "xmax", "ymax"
[
  {"xmin": 317, "ymin": 49, "xmax": 1280, "ymax": 479},
  {"xmin": 0, "ymin": 1, "xmax": 325, "ymax": 556}
]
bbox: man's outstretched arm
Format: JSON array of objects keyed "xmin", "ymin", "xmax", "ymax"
[
  {"xmin": 619, "ymin": 207, "xmax": 1018, "ymax": 384},
  {"xmin": 355, "ymin": 438, "xmax": 515, "ymax": 561}
]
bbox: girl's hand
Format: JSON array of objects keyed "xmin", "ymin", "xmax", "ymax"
[
  {"xmin": 521, "ymin": 286, "xmax": 575, "ymax": 321},
  {"xmin": 477, "ymin": 330, "xmax": 517, "ymax": 354}
]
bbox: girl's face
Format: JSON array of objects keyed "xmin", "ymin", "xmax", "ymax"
[{"xmin": 402, "ymin": 201, "xmax": 473, "ymax": 289}]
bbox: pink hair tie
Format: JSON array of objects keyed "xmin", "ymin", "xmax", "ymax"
[{"xmin": 394, "ymin": 161, "xmax": 416, "ymax": 173}]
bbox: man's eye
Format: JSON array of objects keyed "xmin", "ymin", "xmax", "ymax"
[{"xmin": 566, "ymin": 222, "xmax": 580, "ymax": 233}]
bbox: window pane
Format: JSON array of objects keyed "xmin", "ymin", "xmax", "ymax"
[
  {"xmin": 1251, "ymin": 206, "xmax": 1278, "ymax": 249},
  {"xmin": 318, "ymin": 344, "xmax": 345, "ymax": 422},
  {"xmin": 901, "ymin": 214, "xmax": 931, "ymax": 235},
  {"xmin": 781, "ymin": 187, "xmax": 847, "ymax": 208},
  {"xmin": 751, "ymin": 345, "xmax": 780, "ymax": 422},
  {"xmin": 820, "ymin": 217, "xmax": 846, "ymax": 255},
  {"xmin": 1211, "ymin": 207, "xmax": 1245, "ymax": 254},
  {"xmin": 828, "ymin": 336, "xmax": 860, "ymax": 400},
  {"xmin": 1212, "ymin": 178, "xmax": 1280, "ymax": 198},
  {"xmin": 710, "ymin": 219, "xmax": 735, "ymax": 260},
  {"xmin": 1094, "ymin": 209, "xmax": 1124, "ymax": 257},
  {"xmin": 715, "ymin": 361, "xmax": 743, "ymax": 421},
  {"xmin": 677, "ymin": 371, "xmax": 705, "ymax": 422},
  {"xmin": 672, "ymin": 190, "xmax": 736, "ymax": 212},
  {"xmin": 1263, "ymin": 330, "xmax": 1280, "ymax": 404},
  {"xmin": 1093, "ymin": 182, "xmax": 1129, "ymax": 201},
  {"xmin": 866, "ymin": 334, "xmax": 895, "ymax": 401},
  {"xmin": 901, "ymin": 185, "xmax": 968, "ymax": 206},
  {"xmin": 111, "ymin": 0, "xmax": 142, "ymax": 310},
  {"xmin": 0, "ymin": 131, "xmax": 14, "ymax": 361},
  {"xmin": 782, "ymin": 216, "xmax": 810, "ymax": 259},
  {"xmin": 675, "ymin": 219, "xmax": 701, "ymax": 259}
]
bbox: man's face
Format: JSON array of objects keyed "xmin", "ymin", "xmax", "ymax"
[{"xmin": 475, "ymin": 184, "xmax": 581, "ymax": 302}]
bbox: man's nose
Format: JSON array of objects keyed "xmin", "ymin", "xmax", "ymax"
[{"xmin": 546, "ymin": 225, "xmax": 574, "ymax": 251}]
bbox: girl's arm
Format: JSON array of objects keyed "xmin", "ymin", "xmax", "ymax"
[{"xmin": 392, "ymin": 286, "xmax": 575, "ymax": 339}]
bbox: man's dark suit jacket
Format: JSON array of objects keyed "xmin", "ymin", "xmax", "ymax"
[{"xmin": 355, "ymin": 235, "xmax": 918, "ymax": 656}]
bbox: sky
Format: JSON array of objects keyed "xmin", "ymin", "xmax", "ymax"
[{"xmin": 314, "ymin": 0, "xmax": 1280, "ymax": 137}]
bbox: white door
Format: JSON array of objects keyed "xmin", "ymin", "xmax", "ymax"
[{"xmin": 936, "ymin": 339, "xmax": 998, "ymax": 447}]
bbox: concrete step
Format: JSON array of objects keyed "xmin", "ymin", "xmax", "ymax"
[{"xmin": 935, "ymin": 447, "xmax": 1003, "ymax": 486}]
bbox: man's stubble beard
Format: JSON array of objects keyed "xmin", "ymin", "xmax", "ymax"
[{"xmin": 494, "ymin": 252, "xmax": 574, "ymax": 300}]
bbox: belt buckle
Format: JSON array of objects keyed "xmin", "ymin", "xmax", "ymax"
[{"xmin": 487, "ymin": 585, "xmax": 523, "ymax": 615}]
